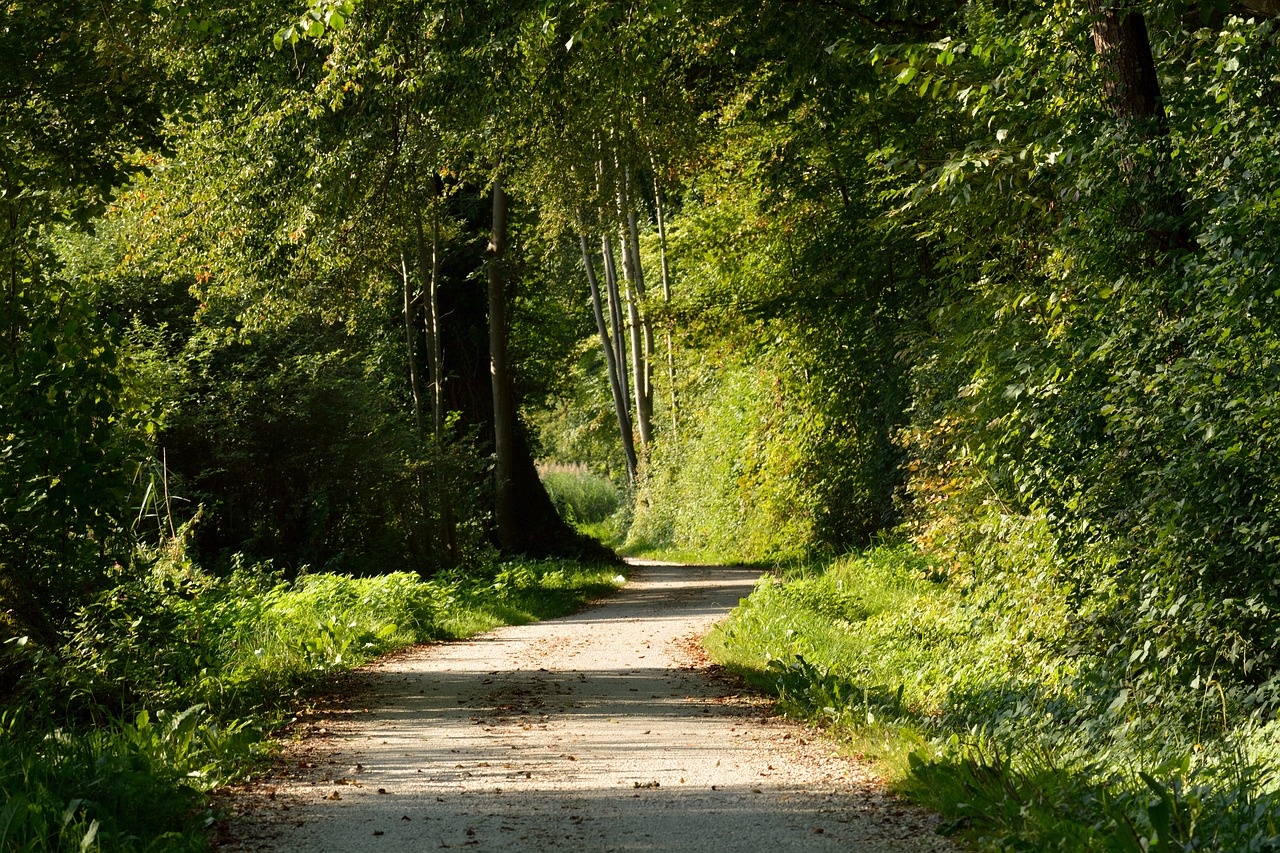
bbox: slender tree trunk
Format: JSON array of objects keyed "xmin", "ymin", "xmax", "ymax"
[
  {"xmin": 581, "ymin": 230, "xmax": 638, "ymax": 482},
  {"xmin": 415, "ymin": 177, "xmax": 455, "ymax": 561},
  {"xmin": 487, "ymin": 176, "xmax": 518, "ymax": 549},
  {"xmin": 622, "ymin": 167, "xmax": 654, "ymax": 447},
  {"xmin": 652, "ymin": 173, "xmax": 678, "ymax": 440},
  {"xmin": 401, "ymin": 253, "xmax": 426, "ymax": 440},
  {"xmin": 400, "ymin": 252, "xmax": 434, "ymax": 566},
  {"xmin": 617, "ymin": 225, "xmax": 651, "ymax": 450},
  {"xmin": 415, "ymin": 178, "xmax": 445, "ymax": 442},
  {"xmin": 600, "ymin": 233, "xmax": 630, "ymax": 416}
]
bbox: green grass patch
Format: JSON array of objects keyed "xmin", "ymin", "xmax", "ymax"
[
  {"xmin": 1, "ymin": 555, "xmax": 625, "ymax": 852},
  {"xmin": 539, "ymin": 465, "xmax": 622, "ymax": 526},
  {"xmin": 705, "ymin": 543, "xmax": 1280, "ymax": 851}
]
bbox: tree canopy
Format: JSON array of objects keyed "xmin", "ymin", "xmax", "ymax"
[{"xmin": 5, "ymin": 0, "xmax": 1280, "ymax": 733}]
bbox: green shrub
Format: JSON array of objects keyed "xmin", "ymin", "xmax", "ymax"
[{"xmin": 628, "ymin": 359, "xmax": 816, "ymax": 562}]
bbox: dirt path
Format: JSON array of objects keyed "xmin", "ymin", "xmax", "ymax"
[{"xmin": 218, "ymin": 562, "xmax": 956, "ymax": 852}]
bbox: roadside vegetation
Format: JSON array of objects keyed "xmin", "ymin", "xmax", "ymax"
[
  {"xmin": 706, "ymin": 536, "xmax": 1280, "ymax": 851},
  {"xmin": 0, "ymin": 547, "xmax": 621, "ymax": 852}
]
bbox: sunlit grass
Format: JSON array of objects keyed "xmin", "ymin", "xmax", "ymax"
[{"xmin": 706, "ymin": 544, "xmax": 1280, "ymax": 851}]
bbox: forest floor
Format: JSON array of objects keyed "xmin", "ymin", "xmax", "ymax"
[{"xmin": 213, "ymin": 561, "xmax": 957, "ymax": 852}]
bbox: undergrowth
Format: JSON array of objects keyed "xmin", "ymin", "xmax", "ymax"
[
  {"xmin": 0, "ymin": 553, "xmax": 624, "ymax": 852},
  {"xmin": 705, "ymin": 541, "xmax": 1280, "ymax": 851},
  {"xmin": 539, "ymin": 465, "xmax": 621, "ymax": 527}
]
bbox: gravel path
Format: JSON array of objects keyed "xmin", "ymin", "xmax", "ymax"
[{"xmin": 217, "ymin": 562, "xmax": 956, "ymax": 852}]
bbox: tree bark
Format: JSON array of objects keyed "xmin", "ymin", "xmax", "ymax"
[
  {"xmin": 415, "ymin": 178, "xmax": 455, "ymax": 561},
  {"xmin": 415, "ymin": 176, "xmax": 445, "ymax": 443},
  {"xmin": 1085, "ymin": 1, "xmax": 1192, "ymax": 255},
  {"xmin": 1086, "ymin": 3, "xmax": 1164, "ymax": 129},
  {"xmin": 600, "ymin": 233, "xmax": 631, "ymax": 416},
  {"xmin": 481, "ymin": 181, "xmax": 616, "ymax": 561},
  {"xmin": 401, "ymin": 253, "xmax": 426, "ymax": 441},
  {"xmin": 617, "ymin": 226, "xmax": 651, "ymax": 450}
]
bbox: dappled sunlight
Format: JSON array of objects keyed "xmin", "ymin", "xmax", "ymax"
[{"xmin": 227, "ymin": 563, "xmax": 948, "ymax": 852}]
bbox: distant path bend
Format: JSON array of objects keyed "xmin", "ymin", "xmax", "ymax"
[{"xmin": 218, "ymin": 561, "xmax": 955, "ymax": 852}]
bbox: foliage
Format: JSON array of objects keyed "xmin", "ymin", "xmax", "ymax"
[
  {"xmin": 629, "ymin": 353, "xmax": 816, "ymax": 561},
  {"xmin": 0, "ymin": 0, "xmax": 172, "ymax": 644},
  {"xmin": 10, "ymin": 0, "xmax": 1280, "ymax": 849}
]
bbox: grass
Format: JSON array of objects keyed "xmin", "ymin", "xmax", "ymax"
[
  {"xmin": 539, "ymin": 464, "xmax": 622, "ymax": 526},
  {"xmin": 704, "ymin": 543, "xmax": 1280, "ymax": 851},
  {"xmin": 0, "ymin": 555, "xmax": 625, "ymax": 852}
]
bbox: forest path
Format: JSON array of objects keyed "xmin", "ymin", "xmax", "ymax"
[{"xmin": 217, "ymin": 562, "xmax": 955, "ymax": 852}]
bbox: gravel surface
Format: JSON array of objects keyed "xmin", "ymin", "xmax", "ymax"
[{"xmin": 216, "ymin": 561, "xmax": 958, "ymax": 852}]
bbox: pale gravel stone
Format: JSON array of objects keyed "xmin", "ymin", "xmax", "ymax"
[{"xmin": 215, "ymin": 561, "xmax": 960, "ymax": 852}]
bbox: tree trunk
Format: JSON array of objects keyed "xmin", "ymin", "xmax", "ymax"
[
  {"xmin": 617, "ymin": 227, "xmax": 651, "ymax": 450},
  {"xmin": 652, "ymin": 174, "xmax": 678, "ymax": 440},
  {"xmin": 486, "ymin": 176, "xmax": 519, "ymax": 549},
  {"xmin": 1086, "ymin": 3, "xmax": 1164, "ymax": 129},
  {"xmin": 416, "ymin": 176, "xmax": 446, "ymax": 443},
  {"xmin": 415, "ymin": 179, "xmax": 455, "ymax": 561},
  {"xmin": 581, "ymin": 230, "xmax": 638, "ymax": 482},
  {"xmin": 401, "ymin": 253, "xmax": 426, "ymax": 441},
  {"xmin": 621, "ymin": 167, "xmax": 654, "ymax": 448},
  {"xmin": 1085, "ymin": 1, "xmax": 1192, "ymax": 255},
  {"xmin": 482, "ymin": 181, "xmax": 617, "ymax": 561},
  {"xmin": 600, "ymin": 233, "xmax": 631, "ymax": 416}
]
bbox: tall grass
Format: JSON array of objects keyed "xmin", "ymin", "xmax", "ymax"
[
  {"xmin": 539, "ymin": 463, "xmax": 621, "ymax": 526},
  {"xmin": 0, "ymin": 555, "xmax": 624, "ymax": 852},
  {"xmin": 706, "ymin": 543, "xmax": 1280, "ymax": 851}
]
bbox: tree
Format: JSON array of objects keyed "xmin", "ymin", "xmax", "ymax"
[{"xmin": 1, "ymin": 0, "xmax": 169, "ymax": 641}]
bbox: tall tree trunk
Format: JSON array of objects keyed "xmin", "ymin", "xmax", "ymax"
[
  {"xmin": 652, "ymin": 173, "xmax": 678, "ymax": 440},
  {"xmin": 617, "ymin": 228, "xmax": 651, "ymax": 450},
  {"xmin": 486, "ymin": 176, "xmax": 519, "ymax": 549},
  {"xmin": 600, "ymin": 233, "xmax": 630, "ymax": 416},
  {"xmin": 581, "ymin": 229, "xmax": 638, "ymax": 482},
  {"xmin": 400, "ymin": 251, "xmax": 435, "ymax": 567},
  {"xmin": 415, "ymin": 178, "xmax": 455, "ymax": 561},
  {"xmin": 401, "ymin": 253, "xmax": 426, "ymax": 441},
  {"xmin": 478, "ymin": 180, "xmax": 618, "ymax": 561},
  {"xmin": 621, "ymin": 167, "xmax": 654, "ymax": 448},
  {"xmin": 416, "ymin": 176, "xmax": 445, "ymax": 443}
]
